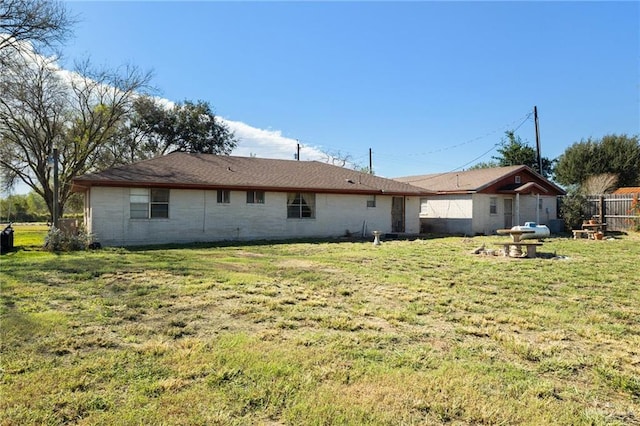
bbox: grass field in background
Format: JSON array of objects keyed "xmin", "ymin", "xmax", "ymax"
[
  {"xmin": 1, "ymin": 226, "xmax": 639, "ymax": 425},
  {"xmin": 3, "ymin": 223, "xmax": 49, "ymax": 248}
]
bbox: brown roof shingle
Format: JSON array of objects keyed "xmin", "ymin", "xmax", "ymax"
[
  {"xmin": 72, "ymin": 152, "xmax": 429, "ymax": 196},
  {"xmin": 395, "ymin": 165, "xmax": 565, "ymax": 195}
]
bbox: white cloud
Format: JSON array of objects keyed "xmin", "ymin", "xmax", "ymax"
[
  {"xmin": 221, "ymin": 118, "xmax": 327, "ymax": 162},
  {"xmin": 1, "ymin": 41, "xmax": 335, "ymax": 196}
]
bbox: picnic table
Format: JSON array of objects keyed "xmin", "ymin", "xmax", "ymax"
[
  {"xmin": 496, "ymin": 229, "xmax": 540, "ymax": 258},
  {"xmin": 573, "ymin": 222, "xmax": 607, "ymax": 239}
]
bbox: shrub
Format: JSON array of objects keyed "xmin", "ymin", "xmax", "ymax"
[
  {"xmin": 629, "ymin": 194, "xmax": 640, "ymax": 232},
  {"xmin": 44, "ymin": 226, "xmax": 93, "ymax": 252},
  {"xmin": 559, "ymin": 190, "xmax": 589, "ymax": 231}
]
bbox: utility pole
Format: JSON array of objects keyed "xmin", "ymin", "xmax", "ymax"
[
  {"xmin": 534, "ymin": 106, "xmax": 542, "ymax": 175},
  {"xmin": 296, "ymin": 141, "xmax": 300, "ymax": 161},
  {"xmin": 369, "ymin": 148, "xmax": 373, "ymax": 174},
  {"xmin": 51, "ymin": 147, "xmax": 59, "ymax": 228}
]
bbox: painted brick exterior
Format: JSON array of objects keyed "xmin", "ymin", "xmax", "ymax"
[{"xmin": 85, "ymin": 187, "xmax": 420, "ymax": 246}]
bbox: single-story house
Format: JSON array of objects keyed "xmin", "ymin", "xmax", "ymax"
[
  {"xmin": 71, "ymin": 152, "xmax": 430, "ymax": 246},
  {"xmin": 395, "ymin": 165, "xmax": 566, "ymax": 236}
]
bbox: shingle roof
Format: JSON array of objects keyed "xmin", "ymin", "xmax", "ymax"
[
  {"xmin": 395, "ymin": 166, "xmax": 526, "ymax": 193},
  {"xmin": 72, "ymin": 152, "xmax": 429, "ymax": 196},
  {"xmin": 395, "ymin": 165, "xmax": 565, "ymax": 195}
]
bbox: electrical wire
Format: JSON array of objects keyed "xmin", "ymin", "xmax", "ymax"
[
  {"xmin": 448, "ymin": 111, "xmax": 533, "ymax": 172},
  {"xmin": 379, "ymin": 111, "xmax": 533, "ymax": 158},
  {"xmin": 239, "ymin": 110, "xmax": 534, "ymax": 175},
  {"xmin": 379, "ymin": 111, "xmax": 535, "ymax": 182}
]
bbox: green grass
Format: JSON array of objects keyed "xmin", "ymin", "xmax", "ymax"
[
  {"xmin": 1, "ymin": 226, "xmax": 639, "ymax": 425},
  {"xmin": 3, "ymin": 223, "xmax": 48, "ymax": 249}
]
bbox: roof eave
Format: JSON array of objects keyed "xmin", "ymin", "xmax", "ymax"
[
  {"xmin": 71, "ymin": 180, "xmax": 430, "ymax": 196},
  {"xmin": 473, "ymin": 165, "xmax": 528, "ymax": 192}
]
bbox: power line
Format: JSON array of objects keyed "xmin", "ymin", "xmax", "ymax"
[
  {"xmin": 451, "ymin": 143, "xmax": 501, "ymax": 172},
  {"xmin": 379, "ymin": 111, "xmax": 535, "ymax": 181},
  {"xmin": 242, "ymin": 110, "xmax": 535, "ymax": 175},
  {"xmin": 449, "ymin": 111, "xmax": 534, "ymax": 172},
  {"xmin": 379, "ymin": 111, "xmax": 533, "ymax": 158}
]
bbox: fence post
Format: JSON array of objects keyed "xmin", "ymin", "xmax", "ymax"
[{"xmin": 599, "ymin": 195, "xmax": 605, "ymax": 224}]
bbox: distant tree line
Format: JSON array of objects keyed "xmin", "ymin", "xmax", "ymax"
[{"xmin": 1, "ymin": 192, "xmax": 53, "ymax": 222}]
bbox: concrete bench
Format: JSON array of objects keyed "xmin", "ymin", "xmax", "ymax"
[
  {"xmin": 495, "ymin": 241, "xmax": 543, "ymax": 258},
  {"xmin": 572, "ymin": 229, "xmax": 594, "ymax": 239}
]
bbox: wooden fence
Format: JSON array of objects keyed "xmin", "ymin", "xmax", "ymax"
[{"xmin": 586, "ymin": 194, "xmax": 639, "ymax": 231}]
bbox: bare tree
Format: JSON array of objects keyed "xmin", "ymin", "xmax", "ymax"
[
  {"xmin": 0, "ymin": 0, "xmax": 75, "ymax": 63},
  {"xmin": 0, "ymin": 50, "xmax": 152, "ymax": 218},
  {"xmin": 321, "ymin": 149, "xmax": 361, "ymax": 169}
]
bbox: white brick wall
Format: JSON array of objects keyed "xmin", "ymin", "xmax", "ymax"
[
  {"xmin": 417, "ymin": 193, "xmax": 559, "ymax": 236},
  {"xmin": 86, "ymin": 187, "xmax": 420, "ymax": 246},
  {"xmin": 420, "ymin": 195, "xmax": 473, "ymax": 219},
  {"xmin": 473, "ymin": 193, "xmax": 559, "ymax": 235}
]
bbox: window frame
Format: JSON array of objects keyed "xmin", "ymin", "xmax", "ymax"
[
  {"xmin": 489, "ymin": 197, "xmax": 498, "ymax": 215},
  {"xmin": 130, "ymin": 188, "xmax": 150, "ymax": 219},
  {"xmin": 246, "ymin": 190, "xmax": 265, "ymax": 204},
  {"xmin": 130, "ymin": 188, "xmax": 170, "ymax": 219},
  {"xmin": 366, "ymin": 194, "xmax": 376, "ymax": 208},
  {"xmin": 287, "ymin": 192, "xmax": 316, "ymax": 219},
  {"xmin": 217, "ymin": 189, "xmax": 230, "ymax": 204}
]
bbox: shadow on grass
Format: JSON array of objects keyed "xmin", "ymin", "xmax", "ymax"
[{"xmin": 117, "ymin": 233, "xmax": 449, "ymax": 253}]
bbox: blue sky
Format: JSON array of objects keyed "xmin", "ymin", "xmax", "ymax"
[{"xmin": 58, "ymin": 1, "xmax": 639, "ymax": 178}]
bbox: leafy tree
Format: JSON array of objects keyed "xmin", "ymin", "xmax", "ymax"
[
  {"xmin": 469, "ymin": 160, "xmax": 499, "ymax": 170},
  {"xmin": 25, "ymin": 191, "xmax": 48, "ymax": 216},
  {"xmin": 0, "ymin": 192, "xmax": 49, "ymax": 222},
  {"xmin": 106, "ymin": 96, "xmax": 237, "ymax": 165},
  {"xmin": 170, "ymin": 100, "xmax": 237, "ymax": 155},
  {"xmin": 491, "ymin": 131, "xmax": 554, "ymax": 177},
  {"xmin": 554, "ymin": 134, "xmax": 640, "ymax": 188},
  {"xmin": 0, "ymin": 50, "xmax": 152, "ymax": 218}
]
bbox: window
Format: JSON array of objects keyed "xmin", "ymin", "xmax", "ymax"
[
  {"xmin": 489, "ymin": 197, "xmax": 498, "ymax": 215},
  {"xmin": 367, "ymin": 195, "xmax": 376, "ymax": 208},
  {"xmin": 130, "ymin": 188, "xmax": 169, "ymax": 219},
  {"xmin": 217, "ymin": 190, "xmax": 230, "ymax": 204},
  {"xmin": 130, "ymin": 188, "xmax": 149, "ymax": 219},
  {"xmin": 150, "ymin": 189, "xmax": 169, "ymax": 218},
  {"xmin": 515, "ymin": 175, "xmax": 521, "ymax": 184},
  {"xmin": 246, "ymin": 190, "xmax": 265, "ymax": 204},
  {"xmin": 287, "ymin": 193, "xmax": 315, "ymax": 219}
]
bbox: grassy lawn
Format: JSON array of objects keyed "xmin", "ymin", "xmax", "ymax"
[{"xmin": 1, "ymin": 225, "xmax": 639, "ymax": 425}]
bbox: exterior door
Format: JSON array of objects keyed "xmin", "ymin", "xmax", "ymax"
[
  {"xmin": 392, "ymin": 196, "xmax": 405, "ymax": 232},
  {"xmin": 504, "ymin": 198, "xmax": 513, "ymax": 228}
]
